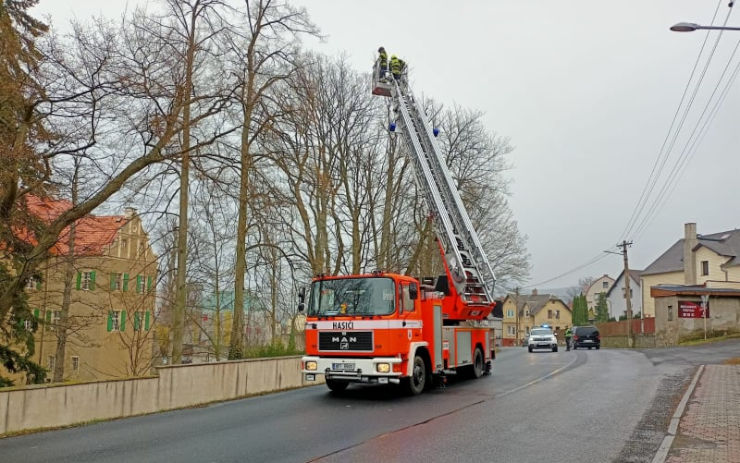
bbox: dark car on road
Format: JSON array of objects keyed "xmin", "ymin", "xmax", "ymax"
[{"xmin": 572, "ymin": 325, "xmax": 600, "ymax": 350}]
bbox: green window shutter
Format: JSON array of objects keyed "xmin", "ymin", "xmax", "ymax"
[
  {"xmin": 45, "ymin": 310, "xmax": 52, "ymax": 323},
  {"xmin": 120, "ymin": 310, "xmax": 127, "ymax": 331},
  {"xmin": 33, "ymin": 308, "xmax": 40, "ymax": 319},
  {"xmin": 145, "ymin": 311, "xmax": 150, "ymax": 330},
  {"xmin": 110, "ymin": 273, "xmax": 116, "ymax": 290},
  {"xmin": 107, "ymin": 312, "xmax": 113, "ymax": 332},
  {"xmin": 35, "ymin": 279, "xmax": 42, "ymax": 290},
  {"xmin": 134, "ymin": 312, "xmax": 140, "ymax": 331},
  {"xmin": 136, "ymin": 275, "xmax": 141, "ymax": 294},
  {"xmin": 147, "ymin": 276, "xmax": 152, "ymax": 292},
  {"xmin": 123, "ymin": 273, "xmax": 129, "ymax": 291},
  {"xmin": 90, "ymin": 271, "xmax": 96, "ymax": 290},
  {"xmin": 76, "ymin": 272, "xmax": 82, "ymax": 290}
]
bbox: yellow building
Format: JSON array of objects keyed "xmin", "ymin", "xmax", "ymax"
[
  {"xmin": 501, "ymin": 290, "xmax": 572, "ymax": 346},
  {"xmin": 23, "ymin": 197, "xmax": 157, "ymax": 382},
  {"xmin": 641, "ymin": 223, "xmax": 740, "ymax": 317},
  {"xmin": 585, "ymin": 274, "xmax": 615, "ymax": 310}
]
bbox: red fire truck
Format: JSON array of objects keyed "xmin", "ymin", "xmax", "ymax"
[{"xmin": 300, "ymin": 58, "xmax": 498, "ymax": 395}]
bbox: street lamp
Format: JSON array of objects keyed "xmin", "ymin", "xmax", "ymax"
[{"xmin": 670, "ymin": 22, "xmax": 740, "ymax": 32}]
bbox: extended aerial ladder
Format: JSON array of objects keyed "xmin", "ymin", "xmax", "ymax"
[{"xmin": 372, "ymin": 63, "xmax": 497, "ymax": 321}]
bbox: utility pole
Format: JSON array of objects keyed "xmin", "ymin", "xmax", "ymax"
[
  {"xmin": 515, "ymin": 287, "xmax": 520, "ymax": 346},
  {"xmin": 618, "ymin": 241, "xmax": 634, "ymax": 347}
]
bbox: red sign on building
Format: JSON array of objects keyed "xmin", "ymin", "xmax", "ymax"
[{"xmin": 678, "ymin": 300, "xmax": 709, "ymax": 318}]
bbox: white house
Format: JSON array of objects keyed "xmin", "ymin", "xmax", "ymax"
[{"xmin": 605, "ymin": 269, "xmax": 642, "ymax": 320}]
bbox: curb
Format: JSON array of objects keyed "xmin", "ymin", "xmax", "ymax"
[{"xmin": 651, "ymin": 364, "xmax": 705, "ymax": 463}]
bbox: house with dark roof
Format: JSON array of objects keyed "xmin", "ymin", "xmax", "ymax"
[
  {"xmin": 605, "ymin": 269, "xmax": 642, "ymax": 320},
  {"xmin": 501, "ymin": 290, "xmax": 572, "ymax": 346},
  {"xmin": 641, "ymin": 223, "xmax": 740, "ymax": 318},
  {"xmin": 16, "ymin": 197, "xmax": 158, "ymax": 383}
]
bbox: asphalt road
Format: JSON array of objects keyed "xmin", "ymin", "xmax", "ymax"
[{"xmin": 2, "ymin": 340, "xmax": 738, "ymax": 463}]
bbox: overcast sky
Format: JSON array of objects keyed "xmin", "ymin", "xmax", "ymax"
[{"xmin": 32, "ymin": 1, "xmax": 740, "ymax": 289}]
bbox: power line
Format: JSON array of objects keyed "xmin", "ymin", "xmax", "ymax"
[
  {"xmin": 619, "ymin": 0, "xmax": 729, "ymax": 242},
  {"xmin": 634, "ymin": 40, "xmax": 740, "ymax": 240},
  {"xmin": 524, "ymin": 253, "xmax": 610, "ymax": 289}
]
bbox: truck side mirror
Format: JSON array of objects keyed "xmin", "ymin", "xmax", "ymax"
[
  {"xmin": 409, "ymin": 284, "xmax": 418, "ymax": 300},
  {"xmin": 297, "ymin": 287, "xmax": 306, "ymax": 312}
]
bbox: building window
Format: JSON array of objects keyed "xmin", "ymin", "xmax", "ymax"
[
  {"xmin": 507, "ymin": 309, "xmax": 514, "ymax": 318},
  {"xmin": 602, "ymin": 281, "xmax": 609, "ymax": 289},
  {"xmin": 25, "ymin": 278, "xmax": 37, "ymax": 290},
  {"xmin": 556, "ymin": 309, "xmax": 560, "ymax": 320},
  {"xmin": 48, "ymin": 355, "xmax": 55, "ymax": 372},
  {"xmin": 72, "ymin": 356, "xmax": 79, "ymax": 372},
  {"xmin": 46, "ymin": 310, "xmax": 62, "ymax": 331},
  {"xmin": 110, "ymin": 273, "xmax": 122, "ymax": 291},
  {"xmin": 548, "ymin": 309, "xmax": 553, "ymax": 319},
  {"xmin": 109, "ymin": 311, "xmax": 121, "ymax": 331},
  {"xmin": 121, "ymin": 238, "xmax": 128, "ymax": 253},
  {"xmin": 701, "ymin": 261, "xmax": 709, "ymax": 276},
  {"xmin": 82, "ymin": 272, "xmax": 92, "ymax": 290}
]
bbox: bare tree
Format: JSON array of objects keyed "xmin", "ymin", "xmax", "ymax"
[{"xmin": 224, "ymin": 0, "xmax": 318, "ymax": 358}]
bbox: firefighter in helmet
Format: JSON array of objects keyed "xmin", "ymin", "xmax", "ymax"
[{"xmin": 377, "ymin": 46, "xmax": 388, "ymax": 79}]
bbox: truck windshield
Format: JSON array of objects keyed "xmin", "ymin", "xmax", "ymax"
[{"xmin": 308, "ymin": 277, "xmax": 396, "ymax": 316}]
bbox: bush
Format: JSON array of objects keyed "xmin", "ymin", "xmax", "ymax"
[{"xmin": 244, "ymin": 342, "xmax": 303, "ymax": 359}]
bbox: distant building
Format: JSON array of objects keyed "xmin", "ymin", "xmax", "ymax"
[
  {"xmin": 501, "ymin": 290, "xmax": 572, "ymax": 346},
  {"xmin": 584, "ymin": 274, "xmax": 614, "ymax": 310},
  {"xmin": 605, "ymin": 269, "xmax": 642, "ymax": 320},
  {"xmin": 184, "ymin": 290, "xmax": 271, "ymax": 363},
  {"xmin": 21, "ymin": 197, "xmax": 157, "ymax": 382},
  {"xmin": 642, "ymin": 223, "xmax": 740, "ymax": 317}
]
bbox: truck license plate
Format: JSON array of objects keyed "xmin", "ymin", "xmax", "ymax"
[{"xmin": 332, "ymin": 362, "xmax": 355, "ymax": 371}]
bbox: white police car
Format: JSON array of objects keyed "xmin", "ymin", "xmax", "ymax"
[{"xmin": 528, "ymin": 326, "xmax": 558, "ymax": 353}]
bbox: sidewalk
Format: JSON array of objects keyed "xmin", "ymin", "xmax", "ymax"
[{"xmin": 666, "ymin": 365, "xmax": 740, "ymax": 463}]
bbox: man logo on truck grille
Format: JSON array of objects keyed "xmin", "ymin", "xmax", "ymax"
[{"xmin": 333, "ymin": 333, "xmax": 357, "ymax": 350}]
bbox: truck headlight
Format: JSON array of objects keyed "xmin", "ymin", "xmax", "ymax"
[
  {"xmin": 376, "ymin": 363, "xmax": 391, "ymax": 373},
  {"xmin": 305, "ymin": 361, "xmax": 318, "ymax": 371}
]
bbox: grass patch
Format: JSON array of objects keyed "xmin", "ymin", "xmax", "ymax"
[
  {"xmin": 678, "ymin": 331, "xmax": 740, "ymax": 346},
  {"xmin": 723, "ymin": 357, "xmax": 740, "ymax": 365}
]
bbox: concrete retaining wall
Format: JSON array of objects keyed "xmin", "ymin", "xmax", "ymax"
[
  {"xmin": 0, "ymin": 355, "xmax": 319, "ymax": 436},
  {"xmin": 601, "ymin": 334, "xmax": 656, "ymax": 348}
]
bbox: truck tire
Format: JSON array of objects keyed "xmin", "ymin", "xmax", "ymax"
[
  {"xmin": 404, "ymin": 355, "xmax": 426, "ymax": 395},
  {"xmin": 471, "ymin": 347, "xmax": 484, "ymax": 379},
  {"xmin": 326, "ymin": 379, "xmax": 348, "ymax": 393},
  {"xmin": 528, "ymin": 345, "xmax": 533, "ymax": 353}
]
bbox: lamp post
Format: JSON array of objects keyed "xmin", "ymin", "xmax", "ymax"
[{"xmin": 670, "ymin": 22, "xmax": 740, "ymax": 32}]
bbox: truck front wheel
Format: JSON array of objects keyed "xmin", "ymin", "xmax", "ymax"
[
  {"xmin": 404, "ymin": 355, "xmax": 426, "ymax": 395},
  {"xmin": 471, "ymin": 347, "xmax": 484, "ymax": 378},
  {"xmin": 326, "ymin": 378, "xmax": 348, "ymax": 393}
]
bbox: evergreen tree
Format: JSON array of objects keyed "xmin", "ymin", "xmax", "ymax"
[
  {"xmin": 0, "ymin": 0, "xmax": 49, "ymax": 387},
  {"xmin": 595, "ymin": 293, "xmax": 609, "ymax": 323},
  {"xmin": 572, "ymin": 294, "xmax": 588, "ymax": 326}
]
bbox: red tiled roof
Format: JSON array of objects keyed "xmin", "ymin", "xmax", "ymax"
[{"xmin": 20, "ymin": 196, "xmax": 128, "ymax": 256}]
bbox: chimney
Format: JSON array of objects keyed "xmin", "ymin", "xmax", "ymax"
[
  {"xmin": 531, "ymin": 288, "xmax": 538, "ymax": 296},
  {"xmin": 683, "ymin": 222, "xmax": 698, "ymax": 285},
  {"xmin": 124, "ymin": 207, "xmax": 137, "ymax": 219}
]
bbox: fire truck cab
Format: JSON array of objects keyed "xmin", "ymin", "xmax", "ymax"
[{"xmin": 301, "ymin": 272, "xmax": 492, "ymax": 394}]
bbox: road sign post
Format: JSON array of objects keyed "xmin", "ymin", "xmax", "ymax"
[{"xmin": 701, "ymin": 295, "xmax": 709, "ymax": 340}]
